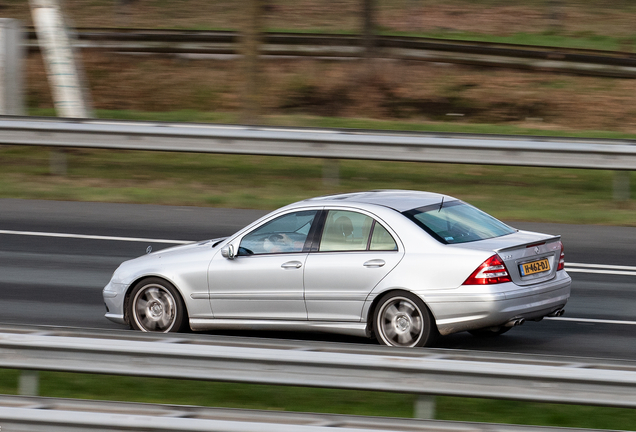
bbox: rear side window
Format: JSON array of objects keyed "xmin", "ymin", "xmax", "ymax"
[
  {"xmin": 370, "ymin": 223, "xmax": 397, "ymax": 251},
  {"xmin": 318, "ymin": 210, "xmax": 398, "ymax": 252},
  {"xmin": 403, "ymin": 200, "xmax": 515, "ymax": 245}
]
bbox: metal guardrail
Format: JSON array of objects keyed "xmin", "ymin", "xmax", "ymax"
[
  {"xmin": 1, "ymin": 117, "xmax": 635, "ymax": 170},
  {"xmin": 0, "ymin": 394, "xmax": 614, "ymax": 432},
  {"xmin": 24, "ymin": 28, "xmax": 636, "ymax": 78},
  {"xmin": 2, "ymin": 326, "xmax": 636, "ymax": 409}
]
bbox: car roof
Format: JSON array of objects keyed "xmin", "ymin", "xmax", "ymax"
[{"xmin": 302, "ymin": 190, "xmax": 452, "ymax": 212}]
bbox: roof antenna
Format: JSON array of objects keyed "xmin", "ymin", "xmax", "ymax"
[{"xmin": 438, "ymin": 196, "xmax": 445, "ymax": 212}]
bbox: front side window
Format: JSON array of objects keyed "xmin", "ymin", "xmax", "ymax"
[
  {"xmin": 239, "ymin": 210, "xmax": 318, "ymax": 255},
  {"xmin": 402, "ymin": 200, "xmax": 515, "ymax": 245},
  {"xmin": 319, "ymin": 210, "xmax": 397, "ymax": 252}
]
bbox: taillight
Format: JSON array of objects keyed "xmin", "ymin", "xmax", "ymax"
[
  {"xmin": 557, "ymin": 242, "xmax": 565, "ymax": 271},
  {"xmin": 463, "ymin": 254, "xmax": 512, "ymax": 285}
]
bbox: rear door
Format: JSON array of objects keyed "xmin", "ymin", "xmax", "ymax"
[{"xmin": 303, "ymin": 209, "xmax": 404, "ymax": 321}]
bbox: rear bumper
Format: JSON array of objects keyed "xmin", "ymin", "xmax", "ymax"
[{"xmin": 426, "ymin": 271, "xmax": 571, "ymax": 336}]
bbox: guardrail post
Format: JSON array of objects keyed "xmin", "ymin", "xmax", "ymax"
[
  {"xmin": 49, "ymin": 148, "xmax": 68, "ymax": 176},
  {"xmin": 613, "ymin": 171, "xmax": 630, "ymax": 202},
  {"xmin": 322, "ymin": 159, "xmax": 340, "ymax": 186},
  {"xmin": 18, "ymin": 370, "xmax": 39, "ymax": 396},
  {"xmin": 0, "ymin": 19, "xmax": 25, "ymax": 115},
  {"xmin": 414, "ymin": 395, "xmax": 436, "ymax": 419}
]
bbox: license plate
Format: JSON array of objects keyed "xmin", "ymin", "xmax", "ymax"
[{"xmin": 519, "ymin": 258, "xmax": 550, "ymax": 276}]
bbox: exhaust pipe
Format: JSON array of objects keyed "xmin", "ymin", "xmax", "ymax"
[
  {"xmin": 504, "ymin": 318, "xmax": 526, "ymax": 327},
  {"xmin": 548, "ymin": 308, "xmax": 565, "ymax": 317}
]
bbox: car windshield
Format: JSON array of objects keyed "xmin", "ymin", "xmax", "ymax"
[{"xmin": 402, "ymin": 200, "xmax": 515, "ymax": 244}]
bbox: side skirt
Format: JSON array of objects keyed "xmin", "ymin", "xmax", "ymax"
[{"xmin": 189, "ymin": 318, "xmax": 369, "ymax": 338}]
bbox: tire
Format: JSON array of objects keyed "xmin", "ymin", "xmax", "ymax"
[
  {"xmin": 373, "ymin": 292, "xmax": 438, "ymax": 348},
  {"xmin": 468, "ymin": 326, "xmax": 511, "ymax": 337},
  {"xmin": 128, "ymin": 278, "xmax": 188, "ymax": 333}
]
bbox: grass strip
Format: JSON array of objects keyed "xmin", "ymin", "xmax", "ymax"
[
  {"xmin": 0, "ymin": 370, "xmax": 635, "ymax": 430},
  {"xmin": 3, "ymin": 111, "xmax": 635, "ymax": 225}
]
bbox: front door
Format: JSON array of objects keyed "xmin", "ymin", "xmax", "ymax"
[{"xmin": 208, "ymin": 210, "xmax": 319, "ymax": 319}]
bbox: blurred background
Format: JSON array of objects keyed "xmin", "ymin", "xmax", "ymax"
[
  {"xmin": 1, "ymin": 2, "xmax": 636, "ymax": 430},
  {"xmin": 10, "ymin": 0, "xmax": 636, "ymax": 131},
  {"xmin": 0, "ymin": 0, "xmax": 634, "ymax": 220}
]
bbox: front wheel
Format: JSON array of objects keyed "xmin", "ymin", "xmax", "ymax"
[
  {"xmin": 373, "ymin": 292, "xmax": 438, "ymax": 347},
  {"xmin": 128, "ymin": 278, "xmax": 187, "ymax": 333}
]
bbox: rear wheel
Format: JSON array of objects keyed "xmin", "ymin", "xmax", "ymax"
[
  {"xmin": 128, "ymin": 278, "xmax": 187, "ymax": 333},
  {"xmin": 373, "ymin": 292, "xmax": 437, "ymax": 347}
]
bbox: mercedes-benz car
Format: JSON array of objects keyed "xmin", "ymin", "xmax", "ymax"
[{"xmin": 103, "ymin": 190, "xmax": 571, "ymax": 347}]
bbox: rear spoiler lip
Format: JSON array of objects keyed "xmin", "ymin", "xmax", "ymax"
[{"xmin": 495, "ymin": 235, "xmax": 561, "ymax": 254}]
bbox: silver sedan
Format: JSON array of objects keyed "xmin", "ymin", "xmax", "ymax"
[{"xmin": 103, "ymin": 190, "xmax": 571, "ymax": 347}]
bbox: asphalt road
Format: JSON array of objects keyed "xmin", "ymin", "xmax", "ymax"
[{"xmin": 0, "ymin": 198, "xmax": 634, "ymax": 361}]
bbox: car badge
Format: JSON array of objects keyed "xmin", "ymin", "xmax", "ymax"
[
  {"xmin": 146, "ymin": 245, "xmax": 152, "ymax": 254},
  {"xmin": 534, "ymin": 246, "xmax": 540, "ymax": 254}
]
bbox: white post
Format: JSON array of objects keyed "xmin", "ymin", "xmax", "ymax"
[
  {"xmin": 30, "ymin": 0, "xmax": 93, "ymax": 175},
  {"xmin": 0, "ymin": 18, "xmax": 25, "ymax": 115},
  {"xmin": 29, "ymin": 0, "xmax": 90, "ymax": 118}
]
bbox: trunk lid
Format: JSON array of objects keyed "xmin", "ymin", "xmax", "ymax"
[{"xmin": 450, "ymin": 230, "xmax": 562, "ymax": 286}]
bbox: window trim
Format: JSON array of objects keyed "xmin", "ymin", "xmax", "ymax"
[
  {"xmin": 236, "ymin": 209, "xmax": 322, "ymax": 257},
  {"xmin": 314, "ymin": 209, "xmax": 399, "ymax": 254},
  {"xmin": 402, "ymin": 200, "xmax": 515, "ymax": 245}
]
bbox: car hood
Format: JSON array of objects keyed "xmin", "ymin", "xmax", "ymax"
[
  {"xmin": 111, "ymin": 237, "xmax": 228, "ymax": 285},
  {"xmin": 146, "ymin": 236, "xmax": 227, "ymax": 257},
  {"xmin": 122, "ymin": 236, "xmax": 227, "ymax": 266}
]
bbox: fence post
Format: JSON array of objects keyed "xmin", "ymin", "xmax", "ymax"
[
  {"xmin": 0, "ymin": 19, "xmax": 25, "ymax": 115},
  {"xmin": 613, "ymin": 171, "xmax": 630, "ymax": 202},
  {"xmin": 323, "ymin": 159, "xmax": 340, "ymax": 187}
]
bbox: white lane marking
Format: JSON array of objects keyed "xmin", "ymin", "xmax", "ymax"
[
  {"xmin": 547, "ymin": 317, "xmax": 636, "ymax": 326},
  {"xmin": 565, "ymin": 268, "xmax": 636, "ymax": 276},
  {"xmin": 568, "ymin": 262, "xmax": 636, "ymax": 271},
  {"xmin": 0, "ymin": 230, "xmax": 191, "ymax": 244},
  {"xmin": 0, "ymin": 230, "xmax": 633, "ymax": 276},
  {"xmin": 566, "ymin": 262, "xmax": 636, "ymax": 276}
]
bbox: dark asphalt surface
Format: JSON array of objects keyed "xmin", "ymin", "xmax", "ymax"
[{"xmin": 0, "ymin": 198, "xmax": 634, "ymax": 360}]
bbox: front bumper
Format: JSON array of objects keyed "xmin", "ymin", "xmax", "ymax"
[
  {"xmin": 103, "ymin": 280, "xmax": 128, "ymax": 325},
  {"xmin": 427, "ymin": 271, "xmax": 571, "ymax": 336}
]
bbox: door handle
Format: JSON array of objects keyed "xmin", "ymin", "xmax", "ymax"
[
  {"xmin": 363, "ymin": 259, "xmax": 385, "ymax": 268},
  {"xmin": 281, "ymin": 261, "xmax": 302, "ymax": 269}
]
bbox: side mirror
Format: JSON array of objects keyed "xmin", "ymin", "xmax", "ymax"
[{"xmin": 221, "ymin": 244, "xmax": 235, "ymax": 260}]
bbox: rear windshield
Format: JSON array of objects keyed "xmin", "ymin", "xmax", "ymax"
[{"xmin": 402, "ymin": 200, "xmax": 515, "ymax": 244}]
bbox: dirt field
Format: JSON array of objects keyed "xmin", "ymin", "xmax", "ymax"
[
  {"xmin": 8, "ymin": 1, "xmax": 636, "ymax": 133},
  {"xmin": 4, "ymin": 0, "xmax": 636, "ymax": 38},
  {"xmin": 24, "ymin": 49, "xmax": 636, "ymax": 134}
]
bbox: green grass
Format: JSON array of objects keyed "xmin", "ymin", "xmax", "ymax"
[
  {"xmin": 1, "ymin": 370, "xmax": 635, "ymax": 430},
  {"xmin": 387, "ymin": 31, "xmax": 636, "ymax": 52},
  {"xmin": 188, "ymin": 25, "xmax": 636, "ymax": 52},
  {"xmin": 7, "ymin": 110, "xmax": 636, "ymax": 225}
]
